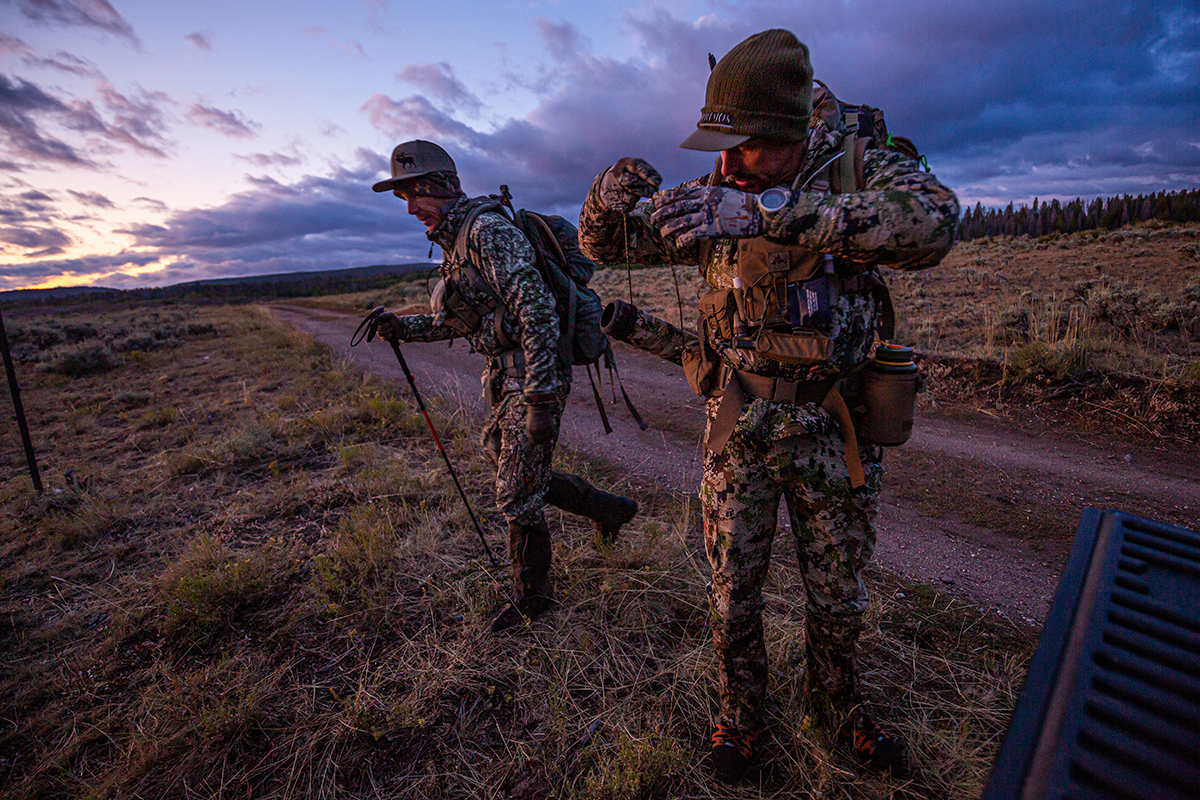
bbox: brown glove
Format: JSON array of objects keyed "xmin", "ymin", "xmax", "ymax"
[
  {"xmin": 524, "ymin": 392, "xmax": 559, "ymax": 445},
  {"xmin": 374, "ymin": 311, "xmax": 403, "ymax": 343},
  {"xmin": 598, "ymin": 157, "xmax": 662, "ymax": 213}
]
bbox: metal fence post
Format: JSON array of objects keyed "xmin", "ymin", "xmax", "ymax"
[{"xmin": 0, "ymin": 307, "xmax": 43, "ymax": 492}]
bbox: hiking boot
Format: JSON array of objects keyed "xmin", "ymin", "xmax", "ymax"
[
  {"xmin": 593, "ymin": 494, "xmax": 637, "ymax": 544},
  {"xmin": 706, "ymin": 724, "xmax": 755, "ymax": 784},
  {"xmin": 546, "ymin": 471, "xmax": 638, "ymax": 546},
  {"xmin": 839, "ymin": 716, "xmax": 905, "ymax": 774},
  {"xmin": 489, "ymin": 595, "xmax": 554, "ymax": 633}
]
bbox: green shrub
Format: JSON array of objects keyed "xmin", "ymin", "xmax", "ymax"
[
  {"xmin": 50, "ymin": 343, "xmax": 121, "ymax": 376},
  {"xmin": 1010, "ymin": 340, "xmax": 1091, "ymax": 382}
]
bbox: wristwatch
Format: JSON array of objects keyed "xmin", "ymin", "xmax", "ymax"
[{"xmin": 757, "ymin": 187, "xmax": 790, "ymax": 216}]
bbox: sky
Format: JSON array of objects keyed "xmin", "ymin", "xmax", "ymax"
[{"xmin": 1, "ymin": 0, "xmax": 1197, "ymax": 292}]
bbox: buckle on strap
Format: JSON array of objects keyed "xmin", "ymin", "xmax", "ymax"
[
  {"xmin": 735, "ymin": 371, "xmax": 834, "ymax": 405},
  {"xmin": 494, "ymin": 348, "xmax": 526, "ymax": 376}
]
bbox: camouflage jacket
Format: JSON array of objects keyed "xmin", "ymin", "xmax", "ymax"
[
  {"xmin": 579, "ymin": 118, "xmax": 959, "ymax": 439},
  {"xmin": 387, "ymin": 195, "xmax": 565, "ymax": 397}
]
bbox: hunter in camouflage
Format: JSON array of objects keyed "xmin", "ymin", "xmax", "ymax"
[
  {"xmin": 371, "ymin": 140, "xmax": 638, "ymax": 633},
  {"xmin": 579, "ymin": 30, "xmax": 959, "ymax": 782}
]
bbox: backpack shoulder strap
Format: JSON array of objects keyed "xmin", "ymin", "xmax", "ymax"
[
  {"xmin": 522, "ymin": 211, "xmax": 568, "ymax": 269},
  {"xmin": 451, "ymin": 197, "xmax": 506, "ymax": 266}
]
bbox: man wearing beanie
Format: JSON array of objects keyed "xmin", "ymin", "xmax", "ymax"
[
  {"xmin": 371, "ymin": 140, "xmax": 638, "ymax": 633},
  {"xmin": 578, "ymin": 30, "xmax": 958, "ymax": 782}
]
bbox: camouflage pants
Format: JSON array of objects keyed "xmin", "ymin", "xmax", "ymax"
[
  {"xmin": 700, "ymin": 417, "xmax": 882, "ymax": 734},
  {"xmin": 480, "ymin": 389, "xmax": 564, "ymax": 528}
]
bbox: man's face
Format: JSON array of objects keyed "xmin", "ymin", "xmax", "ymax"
[
  {"xmin": 396, "ymin": 190, "xmax": 451, "ymax": 231},
  {"xmin": 719, "ymin": 138, "xmax": 806, "ymax": 194}
]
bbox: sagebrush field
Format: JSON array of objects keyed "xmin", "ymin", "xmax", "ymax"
[{"xmin": 2, "ymin": 222, "xmax": 1198, "ymax": 798}]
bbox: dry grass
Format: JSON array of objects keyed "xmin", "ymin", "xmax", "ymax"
[{"xmin": 1, "ymin": 302, "xmax": 1034, "ymax": 798}]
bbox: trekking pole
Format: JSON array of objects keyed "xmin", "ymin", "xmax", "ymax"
[
  {"xmin": 352, "ymin": 308, "xmax": 501, "ymax": 570},
  {"xmin": 0, "ymin": 308, "xmax": 42, "ymax": 492}
]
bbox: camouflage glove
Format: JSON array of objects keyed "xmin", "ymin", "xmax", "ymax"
[
  {"xmin": 374, "ymin": 311, "xmax": 403, "ymax": 344},
  {"xmin": 599, "ymin": 157, "xmax": 663, "ymax": 213},
  {"xmin": 650, "ymin": 186, "xmax": 761, "ymax": 247},
  {"xmin": 524, "ymin": 392, "xmax": 559, "ymax": 445}
]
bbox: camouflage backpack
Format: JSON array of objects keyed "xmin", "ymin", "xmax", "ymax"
[
  {"xmin": 451, "ymin": 188, "xmax": 645, "ymax": 433},
  {"xmin": 809, "ymin": 79, "xmax": 929, "ymax": 194}
]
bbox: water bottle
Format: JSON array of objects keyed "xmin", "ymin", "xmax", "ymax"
[{"xmin": 857, "ymin": 344, "xmax": 922, "ymax": 446}]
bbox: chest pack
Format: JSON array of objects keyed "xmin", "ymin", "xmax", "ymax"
[
  {"xmin": 443, "ymin": 189, "xmax": 645, "ymax": 434},
  {"xmin": 692, "ymin": 81, "xmax": 927, "ymax": 481},
  {"xmin": 697, "ymin": 79, "xmax": 919, "ymax": 368}
]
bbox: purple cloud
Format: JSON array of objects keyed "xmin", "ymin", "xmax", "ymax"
[
  {"xmin": 67, "ymin": 189, "xmax": 114, "ymax": 208},
  {"xmin": 235, "ymin": 151, "xmax": 304, "ymax": 167},
  {"xmin": 302, "ymin": 25, "xmax": 367, "ymax": 60},
  {"xmin": 185, "ymin": 31, "xmax": 214, "ymax": 52},
  {"xmin": 0, "ymin": 224, "xmax": 71, "ymax": 251},
  {"xmin": 0, "ymin": 72, "xmax": 92, "ymax": 165},
  {"xmin": 358, "ymin": 1, "xmax": 1199, "ymax": 212},
  {"xmin": 5, "ymin": 0, "xmax": 139, "ymax": 47},
  {"xmin": 394, "ymin": 62, "xmax": 482, "ymax": 114},
  {"xmin": 185, "ymin": 102, "xmax": 260, "ymax": 139}
]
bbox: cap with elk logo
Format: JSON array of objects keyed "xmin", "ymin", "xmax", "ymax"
[
  {"xmin": 372, "ymin": 139, "xmax": 460, "ymax": 195},
  {"xmin": 680, "ymin": 29, "xmax": 814, "ymax": 152}
]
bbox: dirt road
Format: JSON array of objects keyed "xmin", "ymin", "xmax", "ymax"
[{"xmin": 269, "ymin": 303, "xmax": 1200, "ymax": 627}]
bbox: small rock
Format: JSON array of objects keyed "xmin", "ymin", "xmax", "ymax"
[{"xmin": 1124, "ymin": 453, "xmax": 1133, "ymax": 464}]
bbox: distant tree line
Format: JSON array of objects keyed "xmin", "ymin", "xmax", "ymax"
[
  {"xmin": 2, "ymin": 264, "xmax": 432, "ymax": 310},
  {"xmin": 958, "ymin": 189, "xmax": 1200, "ymax": 240}
]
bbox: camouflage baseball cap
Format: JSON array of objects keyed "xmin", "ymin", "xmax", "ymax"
[
  {"xmin": 680, "ymin": 29, "xmax": 814, "ymax": 152},
  {"xmin": 371, "ymin": 139, "xmax": 458, "ymax": 193}
]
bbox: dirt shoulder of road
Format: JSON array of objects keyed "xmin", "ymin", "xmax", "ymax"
[{"xmin": 267, "ymin": 302, "xmax": 1200, "ymax": 628}]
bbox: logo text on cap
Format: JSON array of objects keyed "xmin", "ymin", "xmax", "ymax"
[{"xmin": 699, "ymin": 111, "xmax": 733, "ymax": 127}]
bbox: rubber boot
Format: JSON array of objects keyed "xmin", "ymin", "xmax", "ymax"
[
  {"xmin": 490, "ymin": 521, "xmax": 553, "ymax": 633},
  {"xmin": 545, "ymin": 471, "xmax": 638, "ymax": 545}
]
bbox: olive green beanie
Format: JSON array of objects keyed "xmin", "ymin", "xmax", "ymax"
[{"xmin": 680, "ymin": 29, "xmax": 814, "ymax": 151}]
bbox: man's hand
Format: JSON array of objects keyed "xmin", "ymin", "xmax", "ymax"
[
  {"xmin": 374, "ymin": 311, "xmax": 403, "ymax": 344},
  {"xmin": 650, "ymin": 186, "xmax": 761, "ymax": 247},
  {"xmin": 524, "ymin": 393, "xmax": 559, "ymax": 445},
  {"xmin": 599, "ymin": 157, "xmax": 662, "ymax": 213}
]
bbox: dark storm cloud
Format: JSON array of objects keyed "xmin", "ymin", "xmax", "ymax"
[
  {"xmin": 393, "ymin": 62, "xmax": 483, "ymax": 114},
  {"xmin": 358, "ymin": 14, "xmax": 713, "ymax": 215},
  {"xmin": 696, "ymin": 0, "xmax": 1200, "ymax": 203},
  {"xmin": 122, "ymin": 164, "xmax": 391, "ymax": 249},
  {"xmin": 2, "ymin": 0, "xmax": 139, "ymax": 47},
  {"xmin": 8, "ymin": 0, "xmax": 1197, "ymax": 292},
  {"xmin": 359, "ymin": 1, "xmax": 1198, "ymax": 211},
  {"xmin": 185, "ymin": 102, "xmax": 260, "ymax": 139}
]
